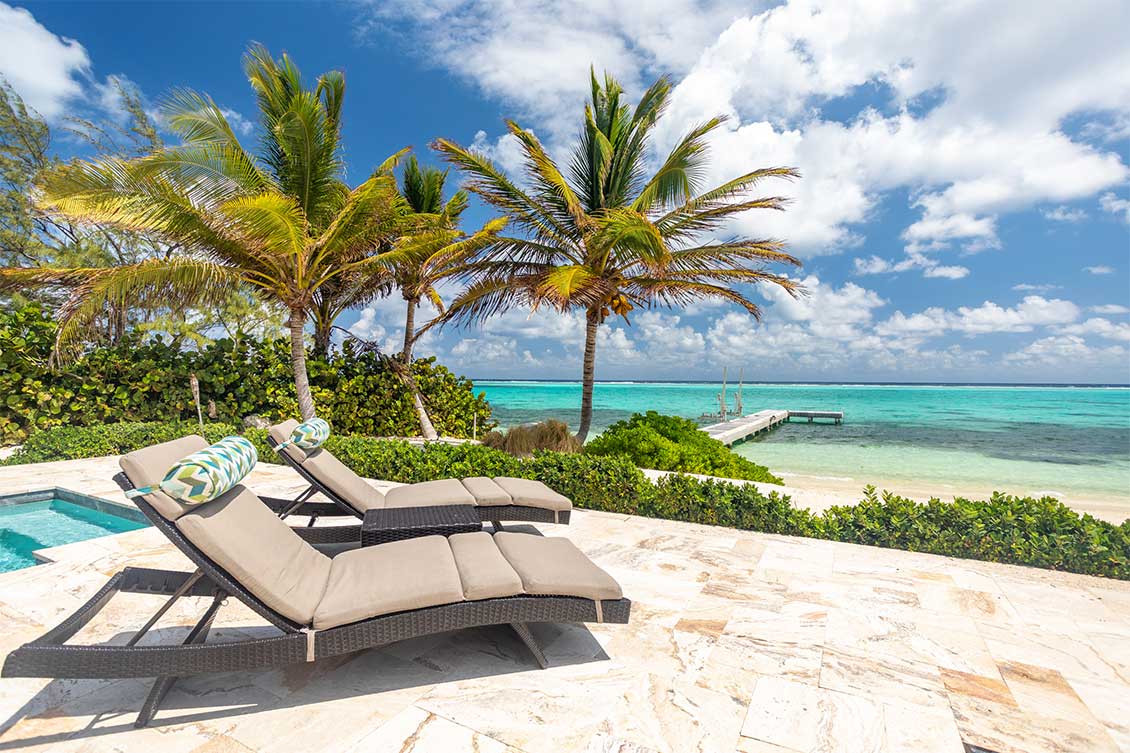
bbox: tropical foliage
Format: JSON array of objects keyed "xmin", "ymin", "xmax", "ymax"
[
  {"xmin": 584, "ymin": 411, "xmax": 782, "ymax": 483},
  {"xmin": 0, "ymin": 46, "xmax": 506, "ymax": 422},
  {"xmin": 434, "ymin": 71, "xmax": 802, "ymax": 440},
  {"xmin": 14, "ymin": 420, "xmax": 1128, "ymax": 580},
  {"xmin": 0, "ymin": 305, "xmax": 492, "ymax": 444},
  {"xmin": 0, "ymin": 77, "xmax": 281, "ymax": 345}
]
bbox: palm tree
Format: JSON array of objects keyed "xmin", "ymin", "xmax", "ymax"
[
  {"xmin": 371, "ymin": 156, "xmax": 506, "ymax": 438},
  {"xmin": 434, "ymin": 71, "xmax": 803, "ymax": 441},
  {"xmin": 0, "ymin": 45, "xmax": 407, "ymax": 420}
]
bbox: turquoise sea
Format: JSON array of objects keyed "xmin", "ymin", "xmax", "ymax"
[{"xmin": 472, "ymin": 381, "xmax": 1130, "ymax": 500}]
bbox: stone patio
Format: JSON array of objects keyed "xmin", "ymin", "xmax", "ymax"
[{"xmin": 0, "ymin": 456, "xmax": 1128, "ymax": 753}]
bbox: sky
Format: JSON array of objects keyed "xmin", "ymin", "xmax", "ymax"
[{"xmin": 2, "ymin": 0, "xmax": 1129, "ymax": 383}]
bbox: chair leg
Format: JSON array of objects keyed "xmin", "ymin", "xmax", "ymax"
[
  {"xmin": 509, "ymin": 622, "xmax": 548, "ymax": 669},
  {"xmin": 491, "ymin": 519, "xmax": 504, "ymax": 533},
  {"xmin": 134, "ymin": 592, "xmax": 226, "ymax": 728}
]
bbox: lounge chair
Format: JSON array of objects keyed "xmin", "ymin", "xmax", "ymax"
[
  {"xmin": 265, "ymin": 420, "xmax": 572, "ymax": 528},
  {"xmin": 1, "ymin": 435, "xmax": 630, "ymax": 727}
]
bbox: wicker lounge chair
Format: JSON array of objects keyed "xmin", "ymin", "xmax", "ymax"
[
  {"xmin": 265, "ymin": 420, "xmax": 572, "ymax": 529},
  {"xmin": 1, "ymin": 436, "xmax": 630, "ymax": 728}
]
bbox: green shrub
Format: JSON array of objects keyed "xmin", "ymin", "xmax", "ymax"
[
  {"xmin": 584, "ymin": 411, "xmax": 782, "ymax": 484},
  {"xmin": 0, "ymin": 304, "xmax": 493, "ymax": 444},
  {"xmin": 5, "ymin": 421, "xmax": 242, "ymax": 464},
  {"xmin": 482, "ymin": 419, "xmax": 582, "ymax": 456},
  {"xmin": 7, "ymin": 422, "xmax": 1128, "ymax": 580},
  {"xmin": 817, "ymin": 486, "xmax": 1130, "ymax": 578}
]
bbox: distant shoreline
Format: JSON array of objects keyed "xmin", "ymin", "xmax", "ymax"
[{"xmin": 469, "ymin": 379, "xmax": 1130, "ymax": 388}]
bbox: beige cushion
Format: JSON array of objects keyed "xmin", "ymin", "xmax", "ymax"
[
  {"xmin": 120, "ymin": 435, "xmax": 209, "ymax": 521},
  {"xmin": 494, "ymin": 532, "xmax": 622, "ymax": 601},
  {"xmin": 268, "ymin": 419, "xmax": 308, "ymax": 463},
  {"xmin": 300, "ymin": 448, "xmax": 385, "ymax": 512},
  {"xmin": 449, "ymin": 532, "xmax": 524, "ymax": 601},
  {"xmin": 493, "ymin": 477, "xmax": 572, "ymax": 512},
  {"xmin": 175, "ymin": 485, "xmax": 332, "ymax": 625},
  {"xmin": 313, "ymin": 536, "xmax": 465, "ymax": 629},
  {"xmin": 384, "ymin": 478, "xmax": 475, "ymax": 509},
  {"xmin": 460, "ymin": 477, "xmax": 512, "ymax": 507}
]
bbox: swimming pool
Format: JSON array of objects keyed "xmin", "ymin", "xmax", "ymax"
[{"xmin": 0, "ymin": 489, "xmax": 149, "ymax": 573}]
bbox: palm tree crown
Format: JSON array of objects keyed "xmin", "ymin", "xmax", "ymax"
[{"xmin": 434, "ymin": 70, "xmax": 802, "ymax": 441}]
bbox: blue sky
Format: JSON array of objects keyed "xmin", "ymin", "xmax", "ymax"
[{"xmin": 2, "ymin": 0, "xmax": 1129, "ymax": 383}]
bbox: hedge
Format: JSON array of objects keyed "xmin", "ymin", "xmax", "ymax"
[
  {"xmin": 7, "ymin": 422, "xmax": 1128, "ymax": 580},
  {"xmin": 584, "ymin": 411, "xmax": 783, "ymax": 484},
  {"xmin": 0, "ymin": 305, "xmax": 493, "ymax": 443}
]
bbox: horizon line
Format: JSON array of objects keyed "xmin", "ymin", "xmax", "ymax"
[{"xmin": 464, "ymin": 379, "xmax": 1130, "ymax": 388}]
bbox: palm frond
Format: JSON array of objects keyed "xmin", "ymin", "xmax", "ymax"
[
  {"xmin": 432, "ymin": 136, "xmax": 579, "ymax": 247},
  {"xmin": 49, "ymin": 259, "xmax": 240, "ymax": 358},
  {"xmin": 632, "ymin": 116, "xmax": 727, "ymax": 212}
]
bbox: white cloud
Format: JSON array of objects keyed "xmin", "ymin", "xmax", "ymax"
[
  {"xmin": 375, "ymin": 0, "xmax": 1130, "ymax": 258},
  {"xmin": 1084, "ymin": 265, "xmax": 1115, "ymax": 275},
  {"xmin": 1058, "ymin": 317, "xmax": 1130, "ymax": 342},
  {"xmin": 362, "ymin": 0, "xmax": 747, "ymax": 140},
  {"xmin": 1091, "ymin": 304, "xmax": 1130, "ymax": 314},
  {"xmin": 0, "ymin": 2, "xmax": 90, "ymax": 120},
  {"xmin": 1013, "ymin": 283, "xmax": 1061, "ymax": 293},
  {"xmin": 853, "ymin": 248, "xmax": 968, "ymax": 280},
  {"xmin": 221, "ymin": 108, "xmax": 254, "ymax": 136},
  {"xmin": 1099, "ymin": 192, "xmax": 1130, "ymax": 223},
  {"xmin": 876, "ymin": 295, "xmax": 1080, "ymax": 336},
  {"xmin": 1042, "ymin": 206, "xmax": 1088, "ymax": 222},
  {"xmin": 1004, "ymin": 335, "xmax": 1128, "ymax": 372}
]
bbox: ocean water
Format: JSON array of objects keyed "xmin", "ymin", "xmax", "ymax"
[{"xmin": 472, "ymin": 381, "xmax": 1130, "ymax": 499}]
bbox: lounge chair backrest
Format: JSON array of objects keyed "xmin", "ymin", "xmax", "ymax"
[
  {"xmin": 268, "ymin": 420, "xmax": 381, "ymax": 514},
  {"xmin": 121, "ymin": 436, "xmax": 332, "ymax": 626},
  {"xmin": 268, "ymin": 419, "xmax": 308, "ymax": 462},
  {"xmin": 120, "ymin": 435, "xmax": 209, "ymax": 520}
]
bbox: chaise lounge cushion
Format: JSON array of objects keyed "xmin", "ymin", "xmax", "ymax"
[
  {"xmin": 175, "ymin": 486, "xmax": 332, "ymax": 626},
  {"xmin": 448, "ymin": 531, "xmax": 524, "ymax": 600},
  {"xmin": 459, "ymin": 477, "xmax": 512, "ymax": 506},
  {"xmin": 494, "ymin": 532, "xmax": 622, "ymax": 601},
  {"xmin": 120, "ymin": 435, "xmax": 210, "ymax": 521},
  {"xmin": 300, "ymin": 448, "xmax": 386, "ymax": 512},
  {"xmin": 384, "ymin": 478, "xmax": 475, "ymax": 509},
  {"xmin": 313, "ymin": 536, "xmax": 465, "ymax": 629},
  {"xmin": 493, "ymin": 477, "xmax": 572, "ymax": 512}
]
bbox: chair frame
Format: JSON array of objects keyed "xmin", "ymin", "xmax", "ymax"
[{"xmin": 1, "ymin": 473, "xmax": 628, "ymax": 727}]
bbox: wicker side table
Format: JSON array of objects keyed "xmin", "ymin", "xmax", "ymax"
[{"xmin": 361, "ymin": 505, "xmax": 481, "ymax": 546}]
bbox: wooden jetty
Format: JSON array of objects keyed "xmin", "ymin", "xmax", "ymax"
[
  {"xmin": 787, "ymin": 410, "xmax": 843, "ymax": 424},
  {"xmin": 703, "ymin": 409, "xmax": 844, "ymax": 446}
]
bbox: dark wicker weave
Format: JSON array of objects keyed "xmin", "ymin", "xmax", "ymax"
[
  {"xmin": 266, "ymin": 435, "xmax": 571, "ymax": 527},
  {"xmin": 361, "ymin": 505, "xmax": 480, "ymax": 546},
  {"xmin": 1, "ymin": 470, "xmax": 629, "ymax": 728}
]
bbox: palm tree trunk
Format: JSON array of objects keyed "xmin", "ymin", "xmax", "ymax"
[
  {"xmin": 576, "ymin": 309, "xmax": 600, "ymax": 443},
  {"xmin": 400, "ymin": 297, "xmax": 437, "ymax": 439},
  {"xmin": 288, "ymin": 308, "xmax": 316, "ymax": 420},
  {"xmin": 312, "ymin": 319, "xmax": 331, "ymax": 358},
  {"xmin": 402, "ymin": 297, "xmax": 416, "ymax": 359},
  {"xmin": 410, "ymin": 382, "xmax": 439, "ymax": 440}
]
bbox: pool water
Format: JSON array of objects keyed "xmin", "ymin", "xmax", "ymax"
[{"xmin": 0, "ymin": 499, "xmax": 149, "ymax": 573}]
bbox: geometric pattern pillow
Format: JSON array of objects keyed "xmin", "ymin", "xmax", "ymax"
[
  {"xmin": 126, "ymin": 435, "xmax": 258, "ymax": 505},
  {"xmin": 278, "ymin": 417, "xmax": 331, "ymax": 451}
]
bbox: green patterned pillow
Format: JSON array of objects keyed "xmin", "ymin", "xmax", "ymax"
[
  {"xmin": 127, "ymin": 436, "xmax": 258, "ymax": 505},
  {"xmin": 277, "ymin": 417, "xmax": 331, "ymax": 451}
]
